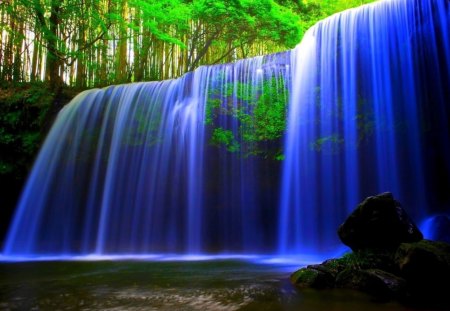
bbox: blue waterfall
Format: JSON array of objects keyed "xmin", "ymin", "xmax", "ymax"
[
  {"xmin": 279, "ymin": 0, "xmax": 450, "ymax": 255},
  {"xmin": 2, "ymin": 0, "xmax": 449, "ymax": 258}
]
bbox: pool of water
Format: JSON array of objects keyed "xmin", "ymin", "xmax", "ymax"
[{"xmin": 0, "ymin": 260, "xmax": 435, "ymax": 310}]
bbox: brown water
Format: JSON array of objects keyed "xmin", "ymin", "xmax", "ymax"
[{"xmin": 0, "ymin": 260, "xmax": 437, "ymax": 310}]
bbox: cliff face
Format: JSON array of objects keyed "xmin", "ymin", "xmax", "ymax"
[{"xmin": 0, "ymin": 83, "xmax": 76, "ymax": 247}]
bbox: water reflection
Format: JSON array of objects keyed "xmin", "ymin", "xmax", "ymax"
[{"xmin": 0, "ymin": 260, "xmax": 429, "ymax": 310}]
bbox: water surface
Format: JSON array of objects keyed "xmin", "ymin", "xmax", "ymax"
[{"xmin": 0, "ymin": 260, "xmax": 433, "ymax": 310}]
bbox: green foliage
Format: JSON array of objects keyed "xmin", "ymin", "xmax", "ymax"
[
  {"xmin": 253, "ymin": 79, "xmax": 288, "ymax": 140},
  {"xmin": 0, "ymin": 83, "xmax": 54, "ymax": 179},
  {"xmin": 129, "ymin": 0, "xmax": 190, "ymax": 48},
  {"xmin": 206, "ymin": 72, "xmax": 288, "ymax": 159},
  {"xmin": 205, "ymin": 99, "xmax": 223, "ymax": 126},
  {"xmin": 210, "ymin": 127, "xmax": 240, "ymax": 152},
  {"xmin": 0, "ymin": 0, "xmax": 376, "ymax": 86}
]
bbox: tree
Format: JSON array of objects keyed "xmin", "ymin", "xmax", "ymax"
[
  {"xmin": 0, "ymin": 0, "xmax": 377, "ymax": 87},
  {"xmin": 188, "ymin": 0, "xmax": 300, "ymax": 71}
]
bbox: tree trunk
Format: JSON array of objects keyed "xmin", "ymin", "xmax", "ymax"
[
  {"xmin": 116, "ymin": 0, "xmax": 128, "ymax": 83},
  {"xmin": 133, "ymin": 8, "xmax": 142, "ymax": 81},
  {"xmin": 30, "ymin": 19, "xmax": 40, "ymax": 81},
  {"xmin": 45, "ymin": 0, "xmax": 63, "ymax": 89},
  {"xmin": 139, "ymin": 28, "xmax": 151, "ymax": 81},
  {"xmin": 0, "ymin": 5, "xmax": 4, "ymax": 79},
  {"xmin": 76, "ymin": 25, "xmax": 86, "ymax": 88},
  {"xmin": 3, "ymin": 11, "xmax": 15, "ymax": 81},
  {"xmin": 12, "ymin": 19, "xmax": 24, "ymax": 81}
]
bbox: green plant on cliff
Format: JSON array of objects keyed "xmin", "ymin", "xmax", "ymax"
[
  {"xmin": 0, "ymin": 83, "xmax": 54, "ymax": 177},
  {"xmin": 205, "ymin": 72, "xmax": 288, "ymax": 159}
]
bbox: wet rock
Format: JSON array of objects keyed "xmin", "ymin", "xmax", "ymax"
[
  {"xmin": 338, "ymin": 192, "xmax": 423, "ymax": 251},
  {"xmin": 290, "ymin": 266, "xmax": 334, "ymax": 289},
  {"xmin": 291, "ymin": 193, "xmax": 449, "ymax": 307},
  {"xmin": 395, "ymin": 240, "xmax": 450, "ymax": 299},
  {"xmin": 321, "ymin": 258, "xmax": 347, "ymax": 278},
  {"xmin": 339, "ymin": 249, "xmax": 399, "ymax": 274},
  {"xmin": 335, "ymin": 268, "xmax": 406, "ymax": 299}
]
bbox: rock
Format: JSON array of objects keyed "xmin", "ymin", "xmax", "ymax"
[
  {"xmin": 291, "ymin": 193, "xmax": 449, "ymax": 307},
  {"xmin": 338, "ymin": 192, "xmax": 423, "ymax": 251},
  {"xmin": 340, "ymin": 249, "xmax": 399, "ymax": 274},
  {"xmin": 336, "ymin": 268, "xmax": 406, "ymax": 299},
  {"xmin": 321, "ymin": 258, "xmax": 347, "ymax": 278},
  {"xmin": 290, "ymin": 266, "xmax": 334, "ymax": 289},
  {"xmin": 395, "ymin": 240, "xmax": 450, "ymax": 299}
]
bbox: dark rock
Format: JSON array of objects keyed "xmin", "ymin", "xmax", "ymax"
[
  {"xmin": 290, "ymin": 267, "xmax": 334, "ymax": 289},
  {"xmin": 340, "ymin": 249, "xmax": 399, "ymax": 274},
  {"xmin": 321, "ymin": 258, "xmax": 347, "ymax": 278},
  {"xmin": 338, "ymin": 192, "xmax": 423, "ymax": 251},
  {"xmin": 395, "ymin": 240, "xmax": 450, "ymax": 299},
  {"xmin": 306, "ymin": 264, "xmax": 332, "ymax": 274},
  {"xmin": 291, "ymin": 193, "xmax": 449, "ymax": 306},
  {"xmin": 336, "ymin": 268, "xmax": 406, "ymax": 299}
]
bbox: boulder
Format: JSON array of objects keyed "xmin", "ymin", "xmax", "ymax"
[
  {"xmin": 338, "ymin": 192, "xmax": 423, "ymax": 251},
  {"xmin": 291, "ymin": 193, "xmax": 449, "ymax": 307},
  {"xmin": 395, "ymin": 239, "xmax": 450, "ymax": 299},
  {"xmin": 290, "ymin": 266, "xmax": 334, "ymax": 289},
  {"xmin": 335, "ymin": 268, "xmax": 406, "ymax": 299}
]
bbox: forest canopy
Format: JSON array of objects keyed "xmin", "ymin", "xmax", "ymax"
[{"xmin": 0, "ymin": 0, "xmax": 376, "ymax": 88}]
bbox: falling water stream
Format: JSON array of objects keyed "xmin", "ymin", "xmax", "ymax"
[{"xmin": 2, "ymin": 0, "xmax": 449, "ymax": 258}]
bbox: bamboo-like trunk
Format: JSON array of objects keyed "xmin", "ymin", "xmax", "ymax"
[
  {"xmin": 132, "ymin": 7, "xmax": 141, "ymax": 82},
  {"xmin": 30, "ymin": 19, "xmax": 40, "ymax": 82},
  {"xmin": 76, "ymin": 25, "xmax": 86, "ymax": 88},
  {"xmin": 115, "ymin": 0, "xmax": 128, "ymax": 83},
  {"xmin": 13, "ymin": 19, "xmax": 24, "ymax": 81}
]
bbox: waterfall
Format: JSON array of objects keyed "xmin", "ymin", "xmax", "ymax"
[
  {"xmin": 3, "ymin": 0, "xmax": 449, "ymax": 258},
  {"xmin": 3, "ymin": 54, "xmax": 289, "ymax": 255},
  {"xmin": 279, "ymin": 0, "xmax": 450, "ymax": 255}
]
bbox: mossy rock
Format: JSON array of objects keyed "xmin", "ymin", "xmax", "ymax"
[
  {"xmin": 395, "ymin": 239, "xmax": 450, "ymax": 299},
  {"xmin": 336, "ymin": 268, "xmax": 406, "ymax": 300},
  {"xmin": 319, "ymin": 258, "xmax": 347, "ymax": 278},
  {"xmin": 339, "ymin": 249, "xmax": 398, "ymax": 274},
  {"xmin": 290, "ymin": 267, "xmax": 334, "ymax": 289}
]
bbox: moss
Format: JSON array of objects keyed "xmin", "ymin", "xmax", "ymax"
[
  {"xmin": 290, "ymin": 268, "xmax": 319, "ymax": 285},
  {"xmin": 339, "ymin": 249, "xmax": 397, "ymax": 273},
  {"xmin": 290, "ymin": 267, "xmax": 335, "ymax": 289}
]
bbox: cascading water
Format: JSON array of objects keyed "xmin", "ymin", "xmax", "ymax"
[
  {"xmin": 279, "ymin": 0, "xmax": 450, "ymax": 255},
  {"xmin": 4, "ymin": 76, "xmax": 210, "ymax": 255},
  {"xmin": 2, "ymin": 0, "xmax": 449, "ymax": 258},
  {"xmin": 2, "ymin": 54, "xmax": 289, "ymax": 256}
]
